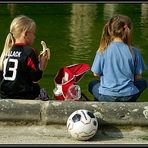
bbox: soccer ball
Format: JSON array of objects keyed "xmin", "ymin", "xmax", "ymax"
[{"xmin": 66, "ymin": 109, "xmax": 98, "ymax": 141}]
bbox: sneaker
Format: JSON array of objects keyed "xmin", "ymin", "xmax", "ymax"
[{"xmin": 35, "ymin": 88, "xmax": 49, "ymax": 101}]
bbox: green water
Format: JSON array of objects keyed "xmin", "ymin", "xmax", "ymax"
[{"xmin": 0, "ymin": 3, "xmax": 148, "ymax": 101}]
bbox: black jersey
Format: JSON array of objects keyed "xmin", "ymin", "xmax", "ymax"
[{"xmin": 0, "ymin": 43, "xmax": 43, "ymax": 99}]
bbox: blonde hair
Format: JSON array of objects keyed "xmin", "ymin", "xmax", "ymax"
[
  {"xmin": 0, "ymin": 15, "xmax": 36, "ymax": 70},
  {"xmin": 98, "ymin": 15, "xmax": 133, "ymax": 54}
]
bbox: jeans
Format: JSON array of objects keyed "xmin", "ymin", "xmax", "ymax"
[{"xmin": 88, "ymin": 78, "xmax": 147, "ymax": 102}]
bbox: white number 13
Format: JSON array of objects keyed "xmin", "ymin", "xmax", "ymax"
[{"xmin": 3, "ymin": 58, "xmax": 18, "ymax": 81}]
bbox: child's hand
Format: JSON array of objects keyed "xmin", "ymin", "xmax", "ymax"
[{"xmin": 39, "ymin": 54, "xmax": 48, "ymax": 71}]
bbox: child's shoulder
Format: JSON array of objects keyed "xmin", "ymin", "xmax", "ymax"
[
  {"xmin": 23, "ymin": 45, "xmax": 34, "ymax": 50},
  {"xmin": 132, "ymin": 46, "xmax": 140, "ymax": 53},
  {"xmin": 23, "ymin": 46, "xmax": 37, "ymax": 55}
]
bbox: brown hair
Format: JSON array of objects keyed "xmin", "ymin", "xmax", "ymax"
[{"xmin": 98, "ymin": 15, "xmax": 133, "ymax": 54}]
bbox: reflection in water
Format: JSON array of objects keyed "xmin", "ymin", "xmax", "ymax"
[
  {"xmin": 69, "ymin": 4, "xmax": 97, "ymax": 63},
  {"xmin": 141, "ymin": 3, "xmax": 148, "ymax": 41},
  {"xmin": 103, "ymin": 4, "xmax": 119, "ymax": 21},
  {"xmin": 0, "ymin": 4, "xmax": 147, "ymax": 101},
  {"xmin": 7, "ymin": 4, "xmax": 16, "ymax": 18}
]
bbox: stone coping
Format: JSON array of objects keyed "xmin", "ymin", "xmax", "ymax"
[{"xmin": 0, "ymin": 99, "xmax": 147, "ymax": 126}]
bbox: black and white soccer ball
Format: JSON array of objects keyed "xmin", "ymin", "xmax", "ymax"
[{"xmin": 66, "ymin": 109, "xmax": 98, "ymax": 141}]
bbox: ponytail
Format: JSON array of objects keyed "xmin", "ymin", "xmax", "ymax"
[
  {"xmin": 123, "ymin": 25, "xmax": 134, "ymax": 58},
  {"xmin": 98, "ymin": 22, "xmax": 111, "ymax": 53},
  {"xmin": 0, "ymin": 32, "xmax": 15, "ymax": 70}
]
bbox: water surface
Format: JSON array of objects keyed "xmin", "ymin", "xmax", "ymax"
[{"xmin": 0, "ymin": 3, "xmax": 148, "ymax": 101}]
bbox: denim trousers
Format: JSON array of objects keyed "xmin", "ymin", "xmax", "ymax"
[{"xmin": 88, "ymin": 78, "xmax": 147, "ymax": 102}]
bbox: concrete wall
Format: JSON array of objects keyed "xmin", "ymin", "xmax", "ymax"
[{"xmin": 0, "ymin": 99, "xmax": 148, "ymax": 126}]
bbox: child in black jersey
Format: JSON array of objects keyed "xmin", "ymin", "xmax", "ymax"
[{"xmin": 0, "ymin": 15, "xmax": 49, "ymax": 100}]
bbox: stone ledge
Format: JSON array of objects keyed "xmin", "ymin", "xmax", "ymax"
[{"xmin": 0, "ymin": 99, "xmax": 148, "ymax": 126}]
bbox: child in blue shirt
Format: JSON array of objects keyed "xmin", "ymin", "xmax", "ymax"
[{"xmin": 89, "ymin": 14, "xmax": 147, "ymax": 102}]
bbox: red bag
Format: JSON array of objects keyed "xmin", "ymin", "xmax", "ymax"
[{"xmin": 53, "ymin": 63, "xmax": 90, "ymax": 100}]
